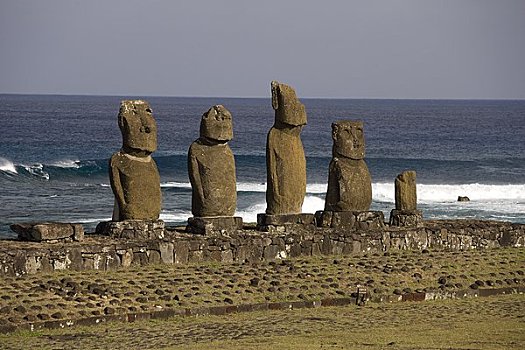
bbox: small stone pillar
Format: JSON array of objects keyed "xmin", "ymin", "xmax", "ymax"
[
  {"xmin": 389, "ymin": 170, "xmax": 423, "ymax": 227},
  {"xmin": 316, "ymin": 120, "xmax": 384, "ymax": 230},
  {"xmin": 257, "ymin": 81, "xmax": 314, "ymax": 232},
  {"xmin": 96, "ymin": 100, "xmax": 164, "ymax": 239},
  {"xmin": 187, "ymin": 105, "xmax": 243, "ymax": 234}
]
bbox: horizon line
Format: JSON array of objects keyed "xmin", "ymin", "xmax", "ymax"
[{"xmin": 1, "ymin": 92, "xmax": 524, "ymax": 101}]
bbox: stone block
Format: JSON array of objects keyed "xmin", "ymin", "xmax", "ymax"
[
  {"xmin": 186, "ymin": 216, "xmax": 243, "ymax": 235},
  {"xmin": 159, "ymin": 242, "xmax": 174, "ymax": 264},
  {"xmin": 256, "ymin": 213, "xmax": 315, "ymax": 232},
  {"xmin": 11, "ymin": 222, "xmax": 84, "ymax": 242},
  {"xmin": 95, "ymin": 220, "xmax": 165, "ymax": 240},
  {"xmin": 389, "ymin": 209, "xmax": 423, "ymax": 227},
  {"xmin": 315, "ymin": 211, "xmax": 385, "ymax": 230}
]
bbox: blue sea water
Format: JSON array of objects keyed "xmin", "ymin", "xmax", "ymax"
[{"xmin": 1, "ymin": 94, "xmax": 524, "ymax": 238}]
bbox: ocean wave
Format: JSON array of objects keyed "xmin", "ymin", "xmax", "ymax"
[
  {"xmin": 0, "ymin": 157, "xmax": 18, "ymax": 174},
  {"xmin": 0, "ymin": 157, "xmax": 105, "ymax": 181},
  {"xmin": 373, "ymin": 183, "xmax": 525, "ymax": 203}
]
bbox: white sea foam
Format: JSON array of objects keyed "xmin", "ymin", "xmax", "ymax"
[
  {"xmin": 235, "ymin": 196, "xmax": 326, "ymax": 223},
  {"xmin": 22, "ymin": 163, "xmax": 50, "ymax": 180},
  {"xmin": 160, "ymin": 210, "xmax": 192, "ymax": 223},
  {"xmin": 0, "ymin": 157, "xmax": 17, "ymax": 174},
  {"xmin": 161, "ymin": 181, "xmax": 327, "ymax": 194},
  {"xmin": 373, "ymin": 182, "xmax": 525, "ymax": 203},
  {"xmin": 49, "ymin": 158, "xmax": 81, "ymax": 168},
  {"xmin": 162, "ymin": 182, "xmax": 192, "ymax": 189},
  {"xmin": 75, "ymin": 217, "xmax": 112, "ymax": 224}
]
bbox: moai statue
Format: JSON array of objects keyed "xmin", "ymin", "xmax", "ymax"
[
  {"xmin": 325, "ymin": 120, "xmax": 372, "ymax": 211},
  {"xmin": 187, "ymin": 105, "xmax": 242, "ymax": 234},
  {"xmin": 316, "ymin": 121, "xmax": 384, "ymax": 230},
  {"xmin": 265, "ymin": 80, "xmax": 307, "ymax": 215},
  {"xmin": 389, "ymin": 170, "xmax": 422, "ymax": 227},
  {"xmin": 395, "ymin": 170, "xmax": 417, "ymax": 210},
  {"xmin": 109, "ymin": 100, "xmax": 162, "ymax": 221},
  {"xmin": 258, "ymin": 81, "xmax": 315, "ymax": 231},
  {"xmin": 96, "ymin": 100, "xmax": 164, "ymax": 239}
]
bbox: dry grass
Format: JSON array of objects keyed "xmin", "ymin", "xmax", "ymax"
[{"xmin": 1, "ymin": 294, "xmax": 523, "ymax": 350}]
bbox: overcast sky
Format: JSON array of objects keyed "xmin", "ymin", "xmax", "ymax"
[{"xmin": 1, "ymin": 0, "xmax": 524, "ymax": 99}]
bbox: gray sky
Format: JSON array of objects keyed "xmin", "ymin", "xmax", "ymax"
[{"xmin": 1, "ymin": 0, "xmax": 524, "ymax": 99}]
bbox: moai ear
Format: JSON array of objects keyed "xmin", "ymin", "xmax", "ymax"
[
  {"xmin": 331, "ymin": 123, "xmax": 339, "ymax": 141},
  {"xmin": 271, "ymin": 81, "xmax": 279, "ymax": 110}
]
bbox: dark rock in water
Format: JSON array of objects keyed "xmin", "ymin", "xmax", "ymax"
[
  {"xmin": 10, "ymin": 222, "xmax": 84, "ymax": 242},
  {"xmin": 458, "ymin": 196, "xmax": 470, "ymax": 202},
  {"xmin": 266, "ymin": 81, "xmax": 307, "ymax": 215}
]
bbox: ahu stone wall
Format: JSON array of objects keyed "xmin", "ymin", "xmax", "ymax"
[{"xmin": 0, "ymin": 220, "xmax": 523, "ymax": 277}]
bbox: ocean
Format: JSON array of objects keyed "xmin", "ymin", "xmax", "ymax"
[{"xmin": 1, "ymin": 94, "xmax": 524, "ymax": 238}]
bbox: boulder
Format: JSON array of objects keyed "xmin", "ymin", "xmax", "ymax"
[{"xmin": 11, "ymin": 222, "xmax": 84, "ymax": 242}]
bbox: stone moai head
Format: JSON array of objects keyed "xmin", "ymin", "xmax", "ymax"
[
  {"xmin": 271, "ymin": 81, "xmax": 307, "ymax": 127},
  {"xmin": 200, "ymin": 105, "xmax": 233, "ymax": 142},
  {"xmin": 332, "ymin": 120, "xmax": 365, "ymax": 160},
  {"xmin": 395, "ymin": 170, "xmax": 417, "ymax": 210},
  {"xmin": 118, "ymin": 100, "xmax": 157, "ymax": 155}
]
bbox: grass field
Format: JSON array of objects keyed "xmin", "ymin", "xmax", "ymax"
[
  {"xmin": 1, "ymin": 294, "xmax": 523, "ymax": 349},
  {"xmin": 0, "ymin": 247, "xmax": 524, "ymax": 349}
]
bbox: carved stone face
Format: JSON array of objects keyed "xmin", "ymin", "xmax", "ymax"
[
  {"xmin": 118, "ymin": 100, "xmax": 157, "ymax": 154},
  {"xmin": 271, "ymin": 81, "xmax": 307, "ymax": 127},
  {"xmin": 200, "ymin": 105, "xmax": 233, "ymax": 142},
  {"xmin": 332, "ymin": 120, "xmax": 365, "ymax": 160}
]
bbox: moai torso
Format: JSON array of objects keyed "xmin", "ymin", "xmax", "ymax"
[
  {"xmin": 266, "ymin": 81, "xmax": 307, "ymax": 215},
  {"xmin": 188, "ymin": 105, "xmax": 237, "ymax": 217},
  {"xmin": 395, "ymin": 170, "xmax": 417, "ymax": 210},
  {"xmin": 325, "ymin": 120, "xmax": 372, "ymax": 211},
  {"xmin": 109, "ymin": 100, "xmax": 161, "ymax": 221}
]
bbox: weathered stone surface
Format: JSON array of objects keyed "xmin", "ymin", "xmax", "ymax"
[
  {"xmin": 188, "ymin": 105, "xmax": 236, "ymax": 217},
  {"xmin": 395, "ymin": 170, "xmax": 417, "ymax": 210},
  {"xmin": 256, "ymin": 213, "xmax": 315, "ymax": 232},
  {"xmin": 266, "ymin": 81, "xmax": 307, "ymax": 215},
  {"xmin": 325, "ymin": 121, "xmax": 372, "ymax": 212},
  {"xmin": 316, "ymin": 211, "xmax": 385, "ymax": 230},
  {"xmin": 187, "ymin": 217, "xmax": 243, "ymax": 235},
  {"xmin": 389, "ymin": 209, "xmax": 423, "ymax": 227},
  {"xmin": 109, "ymin": 100, "xmax": 161, "ymax": 221},
  {"xmin": 10, "ymin": 222, "xmax": 84, "ymax": 242},
  {"xmin": 95, "ymin": 220, "xmax": 165, "ymax": 240}
]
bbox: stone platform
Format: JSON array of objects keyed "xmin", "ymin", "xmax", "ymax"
[
  {"xmin": 186, "ymin": 216, "xmax": 243, "ymax": 235},
  {"xmin": 95, "ymin": 220, "xmax": 165, "ymax": 240},
  {"xmin": 10, "ymin": 222, "xmax": 84, "ymax": 242},
  {"xmin": 389, "ymin": 209, "xmax": 423, "ymax": 227},
  {"xmin": 0, "ymin": 219, "xmax": 524, "ymax": 277},
  {"xmin": 256, "ymin": 213, "xmax": 315, "ymax": 232}
]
